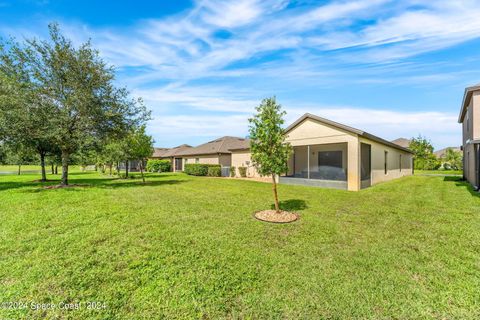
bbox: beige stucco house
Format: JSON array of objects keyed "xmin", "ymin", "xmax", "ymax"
[
  {"xmin": 459, "ymin": 84, "xmax": 480, "ymax": 188},
  {"xmin": 150, "ymin": 144, "xmax": 192, "ymax": 172},
  {"xmin": 175, "ymin": 136, "xmax": 249, "ymax": 172},
  {"xmin": 233, "ymin": 113, "xmax": 413, "ymax": 191}
]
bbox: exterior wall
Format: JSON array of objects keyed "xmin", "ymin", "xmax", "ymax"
[
  {"xmin": 219, "ymin": 154, "xmax": 232, "ymax": 167},
  {"xmin": 285, "ymin": 118, "xmax": 360, "ymax": 191},
  {"xmin": 183, "ymin": 155, "xmax": 219, "ymax": 167},
  {"xmin": 359, "ymin": 137, "xmax": 413, "ymax": 185},
  {"xmin": 462, "ymin": 92, "xmax": 478, "ymax": 186},
  {"xmin": 231, "ymin": 150, "xmax": 261, "ymax": 177}
]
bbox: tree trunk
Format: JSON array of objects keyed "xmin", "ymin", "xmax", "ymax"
[
  {"xmin": 51, "ymin": 163, "xmax": 54, "ymax": 175},
  {"xmin": 55, "ymin": 165, "xmax": 58, "ymax": 175},
  {"xmin": 116, "ymin": 162, "xmax": 120, "ymax": 175},
  {"xmin": 109, "ymin": 164, "xmax": 112, "ymax": 176},
  {"xmin": 125, "ymin": 160, "xmax": 129, "ymax": 178},
  {"xmin": 17, "ymin": 164, "xmax": 21, "ymax": 175},
  {"xmin": 61, "ymin": 150, "xmax": 69, "ymax": 186},
  {"xmin": 40, "ymin": 152, "xmax": 47, "ymax": 182},
  {"xmin": 272, "ymin": 175, "xmax": 280, "ymax": 213},
  {"xmin": 140, "ymin": 160, "xmax": 145, "ymax": 183}
]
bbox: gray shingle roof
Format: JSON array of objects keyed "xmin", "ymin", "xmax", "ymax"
[
  {"xmin": 391, "ymin": 138, "xmax": 411, "ymax": 149},
  {"xmin": 176, "ymin": 136, "xmax": 249, "ymax": 156},
  {"xmin": 151, "ymin": 144, "xmax": 192, "ymax": 158}
]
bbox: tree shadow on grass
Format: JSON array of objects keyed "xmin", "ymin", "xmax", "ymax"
[
  {"xmin": 443, "ymin": 176, "xmax": 480, "ymax": 197},
  {"xmin": 271, "ymin": 199, "xmax": 308, "ymax": 212},
  {"xmin": 1, "ymin": 176, "xmax": 186, "ymax": 193}
]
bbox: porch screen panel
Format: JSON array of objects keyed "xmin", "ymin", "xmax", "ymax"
[{"xmin": 317, "ymin": 151, "xmax": 346, "ymax": 181}]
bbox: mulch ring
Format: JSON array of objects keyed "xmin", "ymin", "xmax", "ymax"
[
  {"xmin": 43, "ymin": 184, "xmax": 89, "ymax": 190},
  {"xmin": 254, "ymin": 210, "xmax": 298, "ymax": 224}
]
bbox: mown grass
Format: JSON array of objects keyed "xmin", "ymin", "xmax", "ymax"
[
  {"xmin": 0, "ymin": 171, "xmax": 479, "ymax": 319},
  {"xmin": 415, "ymin": 169, "xmax": 463, "ymax": 175}
]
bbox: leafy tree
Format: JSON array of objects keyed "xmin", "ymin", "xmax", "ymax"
[
  {"xmin": 0, "ymin": 40, "xmax": 58, "ymax": 181},
  {"xmin": 3, "ymin": 24, "xmax": 149, "ymax": 185},
  {"xmin": 123, "ymin": 126, "xmax": 153, "ymax": 183},
  {"xmin": 248, "ymin": 97, "xmax": 292, "ymax": 213},
  {"xmin": 443, "ymin": 148, "xmax": 463, "ymax": 170},
  {"xmin": 409, "ymin": 135, "xmax": 440, "ymax": 170}
]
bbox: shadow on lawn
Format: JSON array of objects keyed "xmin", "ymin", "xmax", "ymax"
[
  {"xmin": 272, "ymin": 199, "xmax": 308, "ymax": 211},
  {"xmin": 443, "ymin": 176, "xmax": 480, "ymax": 197},
  {"xmin": 0, "ymin": 176, "xmax": 185, "ymax": 192}
]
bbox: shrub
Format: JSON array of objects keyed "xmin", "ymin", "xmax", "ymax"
[
  {"xmin": 184, "ymin": 164, "xmax": 221, "ymax": 176},
  {"xmin": 146, "ymin": 159, "xmax": 171, "ymax": 172},
  {"xmin": 238, "ymin": 166, "xmax": 247, "ymax": 177},
  {"xmin": 230, "ymin": 166, "xmax": 236, "ymax": 177},
  {"xmin": 207, "ymin": 166, "xmax": 221, "ymax": 177}
]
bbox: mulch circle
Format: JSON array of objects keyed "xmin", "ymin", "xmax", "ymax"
[
  {"xmin": 42, "ymin": 184, "xmax": 88, "ymax": 190},
  {"xmin": 254, "ymin": 210, "xmax": 298, "ymax": 224}
]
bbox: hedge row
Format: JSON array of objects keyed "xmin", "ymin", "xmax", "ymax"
[
  {"xmin": 184, "ymin": 163, "xmax": 221, "ymax": 176},
  {"xmin": 146, "ymin": 159, "xmax": 171, "ymax": 172}
]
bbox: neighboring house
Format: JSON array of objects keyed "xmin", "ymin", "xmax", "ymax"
[
  {"xmin": 458, "ymin": 83, "xmax": 480, "ymax": 188},
  {"xmin": 229, "ymin": 140, "xmax": 260, "ymax": 178},
  {"xmin": 391, "ymin": 138, "xmax": 411, "ymax": 149},
  {"xmin": 175, "ymin": 136, "xmax": 249, "ymax": 172},
  {"xmin": 150, "ymin": 144, "xmax": 193, "ymax": 172},
  {"xmin": 281, "ymin": 114, "xmax": 414, "ymax": 191},
  {"xmin": 434, "ymin": 147, "xmax": 461, "ymax": 159},
  {"xmin": 231, "ymin": 113, "xmax": 413, "ymax": 191}
]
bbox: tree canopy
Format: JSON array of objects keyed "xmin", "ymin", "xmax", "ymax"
[{"xmin": 249, "ymin": 97, "xmax": 292, "ymax": 212}]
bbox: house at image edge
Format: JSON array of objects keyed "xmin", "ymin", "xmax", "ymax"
[
  {"xmin": 153, "ymin": 113, "xmax": 414, "ymax": 191},
  {"xmin": 459, "ymin": 83, "xmax": 480, "ymax": 188}
]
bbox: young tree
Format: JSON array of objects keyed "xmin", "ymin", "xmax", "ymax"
[
  {"xmin": 4, "ymin": 24, "xmax": 149, "ymax": 185},
  {"xmin": 124, "ymin": 126, "xmax": 153, "ymax": 183},
  {"xmin": 249, "ymin": 97, "xmax": 292, "ymax": 213}
]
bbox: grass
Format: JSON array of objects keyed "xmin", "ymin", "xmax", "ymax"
[
  {"xmin": 0, "ymin": 171, "xmax": 479, "ymax": 319},
  {"xmin": 415, "ymin": 169, "xmax": 463, "ymax": 175}
]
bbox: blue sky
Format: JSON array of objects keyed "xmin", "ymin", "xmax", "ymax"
[{"xmin": 2, "ymin": 0, "xmax": 480, "ymax": 149}]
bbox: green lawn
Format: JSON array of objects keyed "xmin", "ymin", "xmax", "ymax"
[
  {"xmin": 415, "ymin": 169, "xmax": 463, "ymax": 175},
  {"xmin": 0, "ymin": 171, "xmax": 479, "ymax": 319}
]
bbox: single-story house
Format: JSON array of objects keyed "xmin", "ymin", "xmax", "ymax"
[
  {"xmin": 233, "ymin": 113, "xmax": 414, "ymax": 191},
  {"xmin": 150, "ymin": 144, "xmax": 192, "ymax": 171},
  {"xmin": 174, "ymin": 136, "xmax": 249, "ymax": 172},
  {"xmin": 458, "ymin": 83, "xmax": 480, "ymax": 188}
]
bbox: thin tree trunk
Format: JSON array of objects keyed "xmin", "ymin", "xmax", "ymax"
[
  {"xmin": 125, "ymin": 160, "xmax": 129, "ymax": 178},
  {"xmin": 61, "ymin": 150, "xmax": 69, "ymax": 186},
  {"xmin": 116, "ymin": 161, "xmax": 120, "ymax": 175},
  {"xmin": 40, "ymin": 152, "xmax": 47, "ymax": 182},
  {"xmin": 272, "ymin": 175, "xmax": 280, "ymax": 213},
  {"xmin": 51, "ymin": 163, "xmax": 54, "ymax": 175},
  {"xmin": 55, "ymin": 165, "xmax": 58, "ymax": 175},
  {"xmin": 140, "ymin": 160, "xmax": 145, "ymax": 183},
  {"xmin": 109, "ymin": 164, "xmax": 112, "ymax": 176},
  {"xmin": 17, "ymin": 164, "xmax": 21, "ymax": 175}
]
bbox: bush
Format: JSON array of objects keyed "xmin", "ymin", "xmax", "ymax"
[
  {"xmin": 230, "ymin": 166, "xmax": 236, "ymax": 177},
  {"xmin": 207, "ymin": 166, "xmax": 221, "ymax": 177},
  {"xmin": 184, "ymin": 164, "xmax": 221, "ymax": 176},
  {"xmin": 146, "ymin": 159, "xmax": 171, "ymax": 172},
  {"xmin": 238, "ymin": 166, "xmax": 247, "ymax": 178}
]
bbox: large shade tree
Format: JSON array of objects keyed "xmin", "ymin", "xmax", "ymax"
[
  {"xmin": 1, "ymin": 24, "xmax": 149, "ymax": 185},
  {"xmin": 249, "ymin": 97, "xmax": 292, "ymax": 213}
]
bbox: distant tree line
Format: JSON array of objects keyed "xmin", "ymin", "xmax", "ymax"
[
  {"xmin": 409, "ymin": 135, "xmax": 462, "ymax": 171},
  {"xmin": 0, "ymin": 23, "xmax": 153, "ymax": 185}
]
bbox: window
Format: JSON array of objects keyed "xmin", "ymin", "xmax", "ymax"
[
  {"xmin": 195, "ymin": 158, "xmax": 199, "ymax": 164},
  {"xmin": 384, "ymin": 151, "xmax": 388, "ymax": 174},
  {"xmin": 399, "ymin": 155, "xmax": 402, "ymax": 172},
  {"xmin": 467, "ymin": 112, "xmax": 469, "ymax": 132}
]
